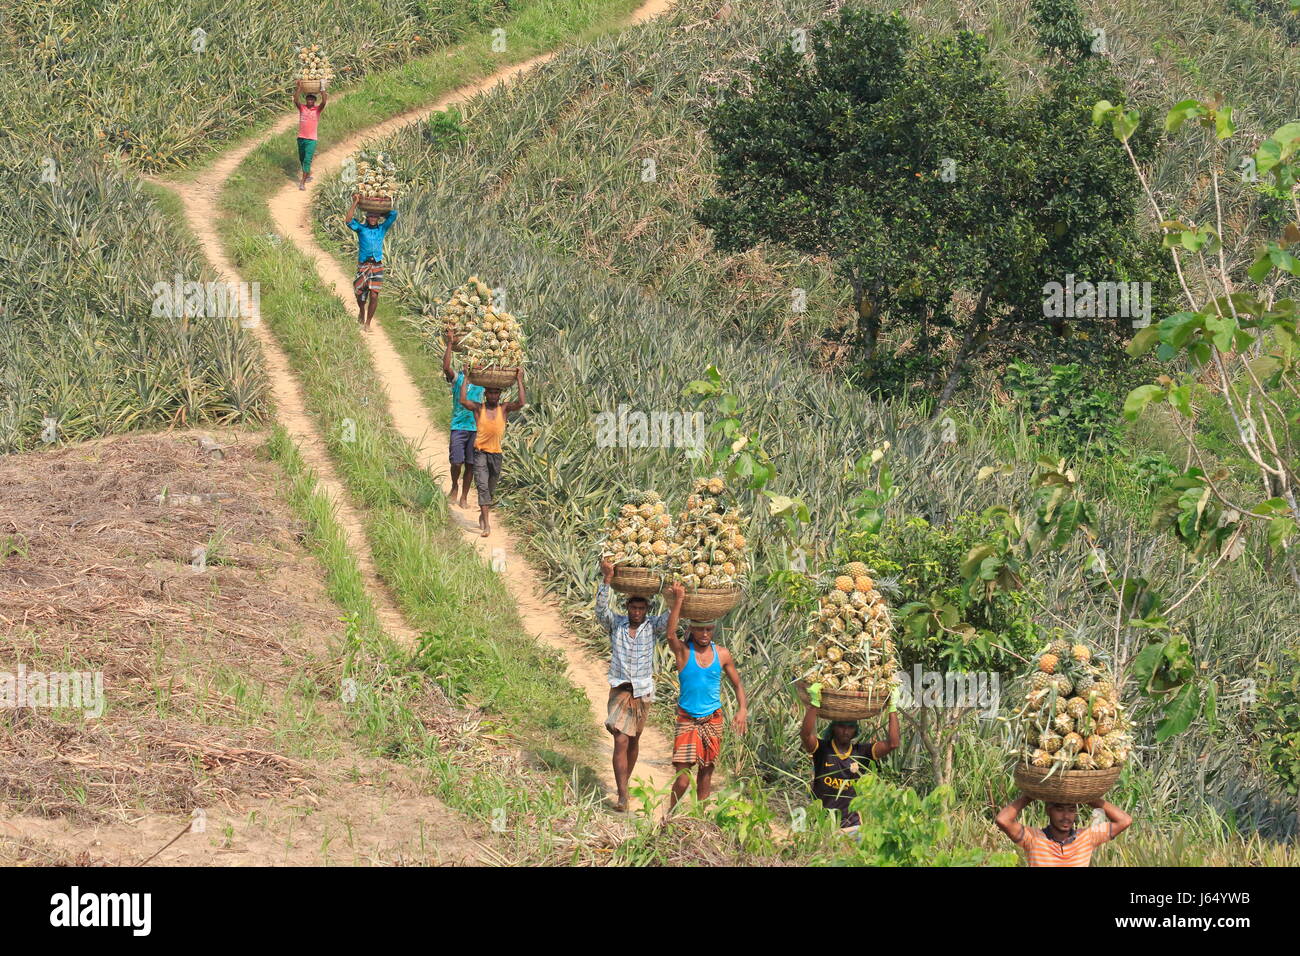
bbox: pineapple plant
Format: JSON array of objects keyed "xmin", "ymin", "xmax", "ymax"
[
  {"xmin": 667, "ymin": 476, "xmax": 750, "ymax": 591},
  {"xmin": 797, "ymin": 562, "xmax": 900, "ymax": 698},
  {"xmin": 1009, "ymin": 635, "xmax": 1132, "ymax": 776}
]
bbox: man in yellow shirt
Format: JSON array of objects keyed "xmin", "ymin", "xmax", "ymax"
[{"xmin": 458, "ymin": 369, "xmax": 526, "ymax": 537}]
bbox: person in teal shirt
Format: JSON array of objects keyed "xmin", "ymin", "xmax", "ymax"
[
  {"xmin": 443, "ymin": 338, "xmax": 484, "ymax": 508},
  {"xmin": 345, "ymin": 194, "xmax": 397, "ymax": 332}
]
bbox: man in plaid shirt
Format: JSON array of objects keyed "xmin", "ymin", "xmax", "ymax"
[{"xmin": 596, "ymin": 559, "xmax": 684, "ymax": 811}]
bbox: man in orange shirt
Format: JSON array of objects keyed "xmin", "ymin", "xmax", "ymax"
[
  {"xmin": 996, "ymin": 795, "xmax": 1132, "ymax": 866},
  {"xmin": 458, "ymin": 369, "xmax": 525, "ymax": 537}
]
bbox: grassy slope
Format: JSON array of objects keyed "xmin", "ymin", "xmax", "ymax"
[{"xmin": 323, "ymin": 0, "xmax": 1300, "ymax": 860}]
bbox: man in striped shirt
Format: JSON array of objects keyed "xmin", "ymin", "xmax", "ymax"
[
  {"xmin": 996, "ymin": 795, "xmax": 1132, "ymax": 866},
  {"xmin": 595, "ymin": 559, "xmax": 684, "ymax": 811}
]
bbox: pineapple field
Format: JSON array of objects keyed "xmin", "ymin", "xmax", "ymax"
[
  {"xmin": 311, "ymin": 0, "xmax": 1300, "ymax": 863},
  {"xmin": 5, "ymin": 0, "xmax": 1300, "ymax": 880}
]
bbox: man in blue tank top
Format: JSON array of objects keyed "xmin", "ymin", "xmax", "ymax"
[{"xmin": 666, "ymin": 621, "xmax": 747, "ymax": 810}]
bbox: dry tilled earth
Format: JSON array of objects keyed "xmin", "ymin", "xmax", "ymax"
[{"xmin": 0, "ymin": 431, "xmax": 489, "ymax": 865}]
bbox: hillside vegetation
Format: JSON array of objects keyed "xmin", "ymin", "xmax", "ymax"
[
  {"xmin": 324, "ymin": 0, "xmax": 1300, "ymax": 858},
  {"xmin": 0, "ymin": 1, "xmax": 517, "ymax": 452}
]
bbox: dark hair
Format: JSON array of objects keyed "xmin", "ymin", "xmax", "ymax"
[{"xmin": 626, "ymin": 596, "xmax": 649, "ymax": 607}]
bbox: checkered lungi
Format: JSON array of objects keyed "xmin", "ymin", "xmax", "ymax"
[
  {"xmin": 605, "ymin": 683, "xmax": 648, "ymax": 737},
  {"xmin": 353, "ymin": 258, "xmax": 384, "ymax": 303},
  {"xmin": 672, "ymin": 706, "xmax": 724, "ymax": 767}
]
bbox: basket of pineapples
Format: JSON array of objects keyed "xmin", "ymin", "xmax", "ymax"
[
  {"xmin": 462, "ymin": 309, "xmax": 526, "ymax": 390},
  {"xmin": 439, "ymin": 276, "xmax": 494, "ymax": 353},
  {"xmin": 295, "ymin": 45, "xmax": 333, "ymax": 92},
  {"xmin": 795, "ymin": 563, "xmax": 900, "ymax": 719},
  {"xmin": 667, "ymin": 477, "xmax": 749, "ymax": 622},
  {"xmin": 355, "ymin": 155, "xmax": 399, "ymax": 213},
  {"xmin": 600, "ymin": 490, "xmax": 677, "ymax": 596},
  {"xmin": 1010, "ymin": 636, "xmax": 1132, "ymax": 803}
]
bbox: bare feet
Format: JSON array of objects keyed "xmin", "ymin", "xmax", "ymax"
[{"xmin": 458, "ymin": 496, "xmax": 470, "ymax": 509}]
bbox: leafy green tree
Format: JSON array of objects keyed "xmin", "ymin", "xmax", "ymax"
[
  {"xmin": 1254, "ymin": 648, "xmax": 1300, "ymax": 833},
  {"xmin": 830, "ymin": 448, "xmax": 1040, "ymax": 788},
  {"xmin": 966, "ymin": 458, "xmax": 1219, "ymax": 741},
  {"xmin": 1029, "ymin": 0, "xmax": 1096, "ymax": 63},
  {"xmin": 699, "ymin": 8, "xmax": 1161, "ymax": 410}
]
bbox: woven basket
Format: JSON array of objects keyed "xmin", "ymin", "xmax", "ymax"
[
  {"xmin": 679, "ymin": 586, "xmax": 741, "ymax": 623},
  {"xmin": 297, "ymin": 78, "xmax": 325, "ymax": 93},
  {"xmin": 466, "ymin": 367, "xmax": 518, "ymax": 390},
  {"xmin": 610, "ymin": 567, "xmax": 663, "ymax": 598},
  {"xmin": 795, "ymin": 680, "xmax": 887, "ymax": 720},
  {"xmin": 1014, "ymin": 763, "xmax": 1122, "ymax": 804},
  {"xmin": 357, "ymin": 196, "xmax": 392, "ymax": 214}
]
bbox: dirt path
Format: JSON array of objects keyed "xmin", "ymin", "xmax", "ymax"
[
  {"xmin": 163, "ymin": 116, "xmax": 423, "ymax": 654},
  {"xmin": 265, "ymin": 0, "xmax": 678, "ymax": 807},
  {"xmin": 170, "ymin": 0, "xmax": 677, "ymax": 811}
]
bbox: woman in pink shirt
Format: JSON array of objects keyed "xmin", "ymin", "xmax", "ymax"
[{"xmin": 293, "ymin": 86, "xmax": 328, "ymax": 190}]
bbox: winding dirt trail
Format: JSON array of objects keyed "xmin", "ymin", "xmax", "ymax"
[
  {"xmin": 163, "ymin": 115, "xmax": 422, "ymax": 653},
  {"xmin": 178, "ymin": 0, "xmax": 678, "ymax": 809}
]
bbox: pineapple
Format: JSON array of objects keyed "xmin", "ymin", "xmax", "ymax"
[
  {"xmin": 600, "ymin": 490, "xmax": 675, "ymax": 570},
  {"xmin": 799, "ymin": 564, "xmax": 900, "ymax": 701},
  {"xmin": 668, "ymin": 476, "xmax": 748, "ymax": 589},
  {"xmin": 1011, "ymin": 637, "xmax": 1130, "ymax": 774}
]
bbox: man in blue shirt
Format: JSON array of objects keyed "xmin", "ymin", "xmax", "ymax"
[
  {"xmin": 442, "ymin": 338, "xmax": 484, "ymax": 508},
  {"xmin": 345, "ymin": 194, "xmax": 397, "ymax": 332}
]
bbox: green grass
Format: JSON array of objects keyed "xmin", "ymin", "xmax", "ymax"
[{"xmin": 265, "ymin": 425, "xmax": 616, "ymax": 863}]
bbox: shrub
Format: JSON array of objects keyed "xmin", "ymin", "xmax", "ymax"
[{"xmin": 1004, "ymin": 361, "xmax": 1119, "ymax": 454}]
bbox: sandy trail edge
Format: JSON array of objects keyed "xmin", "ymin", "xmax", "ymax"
[{"xmin": 268, "ymin": 0, "xmax": 678, "ymax": 805}]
